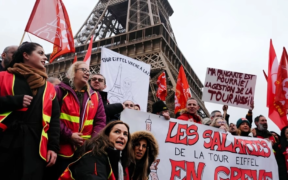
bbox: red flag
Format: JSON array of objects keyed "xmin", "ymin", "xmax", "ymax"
[
  {"xmin": 25, "ymin": 0, "xmax": 75, "ymax": 63},
  {"xmin": 83, "ymin": 36, "xmax": 93, "ymax": 66},
  {"xmin": 156, "ymin": 72, "xmax": 167, "ymax": 101},
  {"xmin": 73, "ymin": 55, "xmax": 77, "ymax": 64},
  {"xmin": 275, "ymin": 48, "xmax": 288, "ymax": 109},
  {"xmin": 267, "ymin": 40, "xmax": 288, "ymax": 129},
  {"xmin": 175, "ymin": 66, "xmax": 192, "ymax": 114}
]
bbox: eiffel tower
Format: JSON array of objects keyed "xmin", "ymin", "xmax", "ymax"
[{"xmin": 45, "ymin": 0, "xmax": 209, "ymax": 117}]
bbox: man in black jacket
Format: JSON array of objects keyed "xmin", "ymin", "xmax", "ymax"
[
  {"xmin": 0, "ymin": 45, "xmax": 18, "ymax": 71},
  {"xmin": 90, "ymin": 74, "xmax": 124, "ymax": 124}
]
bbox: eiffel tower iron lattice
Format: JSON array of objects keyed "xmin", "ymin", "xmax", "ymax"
[{"xmin": 45, "ymin": 0, "xmax": 209, "ymax": 118}]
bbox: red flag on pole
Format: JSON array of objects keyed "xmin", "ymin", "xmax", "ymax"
[
  {"xmin": 25, "ymin": 0, "xmax": 75, "ymax": 63},
  {"xmin": 175, "ymin": 66, "xmax": 192, "ymax": 114},
  {"xmin": 275, "ymin": 48, "xmax": 288, "ymax": 109},
  {"xmin": 73, "ymin": 55, "xmax": 77, "ymax": 64},
  {"xmin": 267, "ymin": 40, "xmax": 288, "ymax": 129},
  {"xmin": 156, "ymin": 72, "xmax": 167, "ymax": 101},
  {"xmin": 83, "ymin": 36, "xmax": 94, "ymax": 66}
]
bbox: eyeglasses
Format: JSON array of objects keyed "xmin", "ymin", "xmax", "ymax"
[
  {"xmin": 124, "ymin": 104, "xmax": 134, "ymax": 108},
  {"xmin": 217, "ymin": 121, "xmax": 227, "ymax": 125},
  {"xmin": 76, "ymin": 68, "xmax": 90, "ymax": 74},
  {"xmin": 91, "ymin": 77, "xmax": 104, "ymax": 83}
]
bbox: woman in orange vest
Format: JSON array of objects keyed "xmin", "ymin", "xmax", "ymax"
[
  {"xmin": 177, "ymin": 98, "xmax": 202, "ymax": 124},
  {"xmin": 51, "ymin": 61, "xmax": 106, "ymax": 179},
  {"xmin": 0, "ymin": 42, "xmax": 60, "ymax": 180},
  {"xmin": 59, "ymin": 120, "xmax": 133, "ymax": 180}
]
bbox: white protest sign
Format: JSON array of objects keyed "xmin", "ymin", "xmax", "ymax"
[
  {"xmin": 121, "ymin": 109, "xmax": 279, "ymax": 180},
  {"xmin": 202, "ymin": 67, "xmax": 257, "ymax": 109},
  {"xmin": 100, "ymin": 48, "xmax": 151, "ymax": 111}
]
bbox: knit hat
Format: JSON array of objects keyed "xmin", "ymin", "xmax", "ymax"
[
  {"xmin": 236, "ymin": 118, "xmax": 251, "ymax": 128},
  {"xmin": 152, "ymin": 101, "xmax": 168, "ymax": 114},
  {"xmin": 202, "ymin": 118, "xmax": 212, "ymax": 125}
]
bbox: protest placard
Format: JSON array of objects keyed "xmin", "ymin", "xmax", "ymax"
[
  {"xmin": 121, "ymin": 109, "xmax": 279, "ymax": 180},
  {"xmin": 202, "ymin": 67, "xmax": 257, "ymax": 109},
  {"xmin": 100, "ymin": 47, "xmax": 151, "ymax": 111}
]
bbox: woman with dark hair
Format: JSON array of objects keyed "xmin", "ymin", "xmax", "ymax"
[
  {"xmin": 0, "ymin": 42, "xmax": 60, "ymax": 179},
  {"xmin": 59, "ymin": 120, "xmax": 133, "ymax": 180},
  {"xmin": 50, "ymin": 61, "xmax": 106, "ymax": 179},
  {"xmin": 129, "ymin": 131, "xmax": 159, "ymax": 180},
  {"xmin": 274, "ymin": 126, "xmax": 288, "ymax": 180}
]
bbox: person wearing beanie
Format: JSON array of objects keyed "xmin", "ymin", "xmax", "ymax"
[
  {"xmin": 236, "ymin": 118, "xmax": 251, "ymax": 137},
  {"xmin": 152, "ymin": 100, "xmax": 170, "ymax": 120}
]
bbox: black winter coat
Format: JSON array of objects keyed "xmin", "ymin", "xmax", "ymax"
[
  {"xmin": 68, "ymin": 148, "xmax": 127, "ymax": 180},
  {"xmin": 0, "ymin": 74, "xmax": 60, "ymax": 178},
  {"xmin": 97, "ymin": 91, "xmax": 124, "ymax": 124}
]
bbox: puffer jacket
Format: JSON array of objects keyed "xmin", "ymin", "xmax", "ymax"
[{"xmin": 129, "ymin": 131, "xmax": 159, "ymax": 180}]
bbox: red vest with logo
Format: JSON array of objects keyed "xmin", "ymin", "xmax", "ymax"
[
  {"xmin": 0, "ymin": 71, "xmax": 55, "ymax": 161},
  {"xmin": 58, "ymin": 90, "xmax": 98, "ymax": 158},
  {"xmin": 59, "ymin": 151, "xmax": 129, "ymax": 180}
]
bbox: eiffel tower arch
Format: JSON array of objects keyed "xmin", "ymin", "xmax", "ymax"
[{"xmin": 45, "ymin": 0, "xmax": 210, "ymax": 118}]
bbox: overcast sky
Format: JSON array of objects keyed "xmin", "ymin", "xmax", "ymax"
[{"xmin": 1, "ymin": 0, "xmax": 288, "ymax": 133}]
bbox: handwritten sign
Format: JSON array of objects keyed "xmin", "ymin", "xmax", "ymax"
[
  {"xmin": 100, "ymin": 48, "xmax": 151, "ymax": 111},
  {"xmin": 121, "ymin": 109, "xmax": 279, "ymax": 180},
  {"xmin": 202, "ymin": 68, "xmax": 257, "ymax": 109}
]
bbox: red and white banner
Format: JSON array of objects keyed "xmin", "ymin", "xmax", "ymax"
[
  {"xmin": 202, "ymin": 67, "xmax": 257, "ymax": 109},
  {"xmin": 121, "ymin": 109, "xmax": 279, "ymax": 180}
]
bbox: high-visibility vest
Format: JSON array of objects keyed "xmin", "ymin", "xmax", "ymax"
[
  {"xmin": 59, "ymin": 151, "xmax": 129, "ymax": 180},
  {"xmin": 0, "ymin": 71, "xmax": 56, "ymax": 161},
  {"xmin": 58, "ymin": 90, "xmax": 98, "ymax": 158}
]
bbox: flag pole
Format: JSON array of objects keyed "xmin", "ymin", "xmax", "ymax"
[{"xmin": 19, "ymin": 32, "xmax": 26, "ymax": 45}]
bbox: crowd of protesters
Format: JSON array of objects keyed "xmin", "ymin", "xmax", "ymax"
[{"xmin": 0, "ymin": 42, "xmax": 288, "ymax": 179}]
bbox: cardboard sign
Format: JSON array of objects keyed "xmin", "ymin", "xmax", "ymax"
[
  {"xmin": 121, "ymin": 109, "xmax": 279, "ymax": 180},
  {"xmin": 100, "ymin": 47, "xmax": 151, "ymax": 111},
  {"xmin": 202, "ymin": 68, "xmax": 257, "ymax": 109}
]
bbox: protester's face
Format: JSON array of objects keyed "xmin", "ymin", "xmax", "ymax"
[
  {"xmin": 90, "ymin": 75, "xmax": 106, "ymax": 91},
  {"xmin": 75, "ymin": 64, "xmax": 90, "ymax": 84},
  {"xmin": 285, "ymin": 128, "xmax": 288, "ymax": 139},
  {"xmin": 24, "ymin": 46, "xmax": 47, "ymax": 70},
  {"xmin": 212, "ymin": 112, "xmax": 222, "ymax": 120},
  {"xmin": 134, "ymin": 106, "xmax": 140, "ymax": 111},
  {"xmin": 186, "ymin": 99, "xmax": 199, "ymax": 114},
  {"xmin": 1, "ymin": 46, "xmax": 17, "ymax": 68},
  {"xmin": 215, "ymin": 119, "xmax": 226, "ymax": 128},
  {"xmin": 123, "ymin": 101, "xmax": 134, "ymax": 109},
  {"xmin": 229, "ymin": 123, "xmax": 237, "ymax": 133},
  {"xmin": 239, "ymin": 122, "xmax": 250, "ymax": 132},
  {"xmin": 257, "ymin": 116, "xmax": 268, "ymax": 130},
  {"xmin": 134, "ymin": 139, "xmax": 147, "ymax": 160},
  {"xmin": 109, "ymin": 124, "xmax": 128, "ymax": 151}
]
